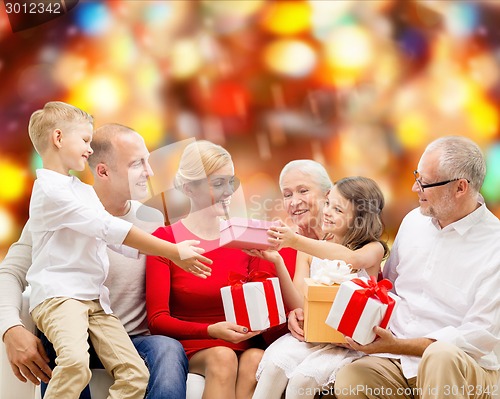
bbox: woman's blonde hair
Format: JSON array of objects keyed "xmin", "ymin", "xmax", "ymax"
[
  {"xmin": 335, "ymin": 176, "xmax": 389, "ymax": 259},
  {"xmin": 28, "ymin": 101, "xmax": 93, "ymax": 155},
  {"xmin": 174, "ymin": 140, "xmax": 232, "ymax": 190}
]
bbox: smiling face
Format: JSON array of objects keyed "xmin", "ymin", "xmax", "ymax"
[
  {"xmin": 60, "ymin": 122, "xmax": 94, "ymax": 172},
  {"xmin": 322, "ymin": 186, "xmax": 354, "ymax": 240},
  {"xmin": 413, "ymin": 149, "xmax": 458, "ymax": 223},
  {"xmin": 281, "ymin": 170, "xmax": 326, "ymax": 232},
  {"xmin": 107, "ymin": 132, "xmax": 152, "ymax": 201},
  {"xmin": 187, "ymin": 162, "xmax": 236, "ymax": 216}
]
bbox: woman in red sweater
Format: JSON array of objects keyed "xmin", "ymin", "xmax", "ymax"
[{"xmin": 146, "ymin": 140, "xmax": 274, "ymax": 399}]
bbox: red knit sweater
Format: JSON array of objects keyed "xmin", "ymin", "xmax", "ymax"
[{"xmin": 146, "ymin": 221, "xmax": 276, "ymax": 358}]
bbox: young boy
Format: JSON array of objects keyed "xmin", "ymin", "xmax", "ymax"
[{"xmin": 26, "ymin": 101, "xmax": 212, "ymax": 399}]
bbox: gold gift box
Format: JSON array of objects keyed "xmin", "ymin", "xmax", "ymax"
[{"xmin": 303, "ymin": 278, "xmax": 346, "ymax": 343}]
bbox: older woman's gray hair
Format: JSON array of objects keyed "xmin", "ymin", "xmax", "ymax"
[{"xmin": 279, "ymin": 160, "xmax": 332, "ymax": 194}]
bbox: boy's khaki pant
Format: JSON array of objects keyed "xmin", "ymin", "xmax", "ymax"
[
  {"xmin": 32, "ymin": 297, "xmax": 149, "ymax": 399},
  {"xmin": 325, "ymin": 341, "xmax": 498, "ymax": 399}
]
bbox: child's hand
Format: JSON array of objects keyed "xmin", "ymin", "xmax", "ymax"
[
  {"xmin": 173, "ymin": 240, "xmax": 213, "ymax": 278},
  {"xmin": 268, "ymin": 221, "xmax": 298, "ymax": 249}
]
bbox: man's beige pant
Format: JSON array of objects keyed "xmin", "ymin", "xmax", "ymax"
[
  {"xmin": 32, "ymin": 297, "xmax": 149, "ymax": 399},
  {"xmin": 325, "ymin": 341, "xmax": 498, "ymax": 399}
]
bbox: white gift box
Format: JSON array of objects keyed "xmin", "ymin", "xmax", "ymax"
[
  {"xmin": 325, "ymin": 277, "xmax": 399, "ymax": 345},
  {"xmin": 221, "ymin": 277, "xmax": 286, "ymax": 331}
]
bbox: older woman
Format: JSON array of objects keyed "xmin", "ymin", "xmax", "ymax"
[
  {"xmin": 277, "ymin": 160, "xmax": 332, "ymax": 279},
  {"xmin": 258, "ymin": 160, "xmax": 332, "ymax": 347}
]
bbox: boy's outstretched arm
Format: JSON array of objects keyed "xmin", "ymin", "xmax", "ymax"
[{"xmin": 123, "ymin": 226, "xmax": 212, "ymax": 278}]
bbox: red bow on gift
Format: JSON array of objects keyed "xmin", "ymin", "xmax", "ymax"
[
  {"xmin": 228, "ymin": 270, "xmax": 273, "ymax": 286},
  {"xmin": 336, "ymin": 276, "xmax": 396, "ymax": 340},
  {"xmin": 350, "ymin": 276, "xmax": 393, "ymax": 305}
]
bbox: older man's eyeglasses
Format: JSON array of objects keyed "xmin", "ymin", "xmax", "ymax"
[{"xmin": 413, "ymin": 170, "xmax": 468, "ymax": 192}]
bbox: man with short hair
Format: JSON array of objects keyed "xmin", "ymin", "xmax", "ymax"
[
  {"xmin": 0, "ymin": 123, "xmax": 189, "ymax": 399},
  {"xmin": 332, "ymin": 136, "xmax": 499, "ymax": 399}
]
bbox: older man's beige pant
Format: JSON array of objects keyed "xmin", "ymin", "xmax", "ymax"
[
  {"xmin": 32, "ymin": 297, "xmax": 149, "ymax": 399},
  {"xmin": 324, "ymin": 341, "xmax": 498, "ymax": 399}
]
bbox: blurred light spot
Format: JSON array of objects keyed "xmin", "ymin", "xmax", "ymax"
[
  {"xmin": 325, "ymin": 26, "xmax": 373, "ymax": 71},
  {"xmin": 129, "ymin": 112, "xmax": 165, "ymax": 149},
  {"xmin": 466, "ymin": 98, "xmax": 497, "ymax": 140},
  {"xmin": 107, "ymin": 31, "xmax": 137, "ymax": 70},
  {"xmin": 144, "ymin": 2, "xmax": 172, "ymax": 25},
  {"xmin": 67, "ymin": 75, "xmax": 127, "ymax": 115},
  {"xmin": 204, "ymin": 81, "xmax": 250, "ymax": 117},
  {"xmin": 321, "ymin": 25, "xmax": 374, "ymax": 86},
  {"xmin": 52, "ymin": 54, "xmax": 88, "ymax": 89},
  {"xmin": 135, "ymin": 60, "xmax": 161, "ymax": 93},
  {"xmin": 309, "ymin": 0, "xmax": 354, "ymax": 40},
  {"xmin": 39, "ymin": 46, "xmax": 60, "ymax": 64},
  {"xmin": 432, "ymin": 74, "xmax": 469, "ymax": 114},
  {"xmin": 170, "ymin": 39, "xmax": 203, "ymax": 79},
  {"xmin": 468, "ymin": 54, "xmax": 499, "ymax": 89},
  {"xmin": 263, "ymin": 39, "xmax": 317, "ymax": 78},
  {"xmin": 261, "ymin": 1, "xmax": 312, "ymax": 36},
  {"xmin": 75, "ymin": 2, "xmax": 112, "ymax": 36},
  {"xmin": 445, "ymin": 2, "xmax": 479, "ymax": 37},
  {"xmin": 482, "ymin": 143, "xmax": 500, "ymax": 203},
  {"xmin": 203, "ymin": 0, "xmax": 265, "ymax": 18},
  {"xmin": 0, "ymin": 207, "xmax": 15, "ymax": 246},
  {"xmin": 0, "ymin": 161, "xmax": 27, "ymax": 202},
  {"xmin": 17, "ymin": 64, "xmax": 58, "ymax": 101},
  {"xmin": 396, "ymin": 113, "xmax": 428, "ymax": 149}
]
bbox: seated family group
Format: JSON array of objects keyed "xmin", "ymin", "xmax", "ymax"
[{"xmin": 0, "ymin": 101, "xmax": 498, "ymax": 399}]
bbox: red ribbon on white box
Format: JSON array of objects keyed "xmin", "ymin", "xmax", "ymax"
[
  {"xmin": 326, "ymin": 276, "xmax": 399, "ymax": 345},
  {"xmin": 221, "ymin": 273, "xmax": 286, "ymax": 331}
]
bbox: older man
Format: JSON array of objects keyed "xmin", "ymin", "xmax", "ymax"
[
  {"xmin": 331, "ymin": 136, "xmax": 499, "ymax": 399},
  {"xmin": 0, "ymin": 124, "xmax": 189, "ymax": 399}
]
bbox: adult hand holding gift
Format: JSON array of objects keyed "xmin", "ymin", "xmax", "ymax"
[{"xmin": 326, "ymin": 276, "xmax": 399, "ymax": 345}]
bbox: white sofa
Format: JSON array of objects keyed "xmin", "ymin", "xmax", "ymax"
[{"xmin": 0, "ymin": 288, "xmax": 205, "ymax": 399}]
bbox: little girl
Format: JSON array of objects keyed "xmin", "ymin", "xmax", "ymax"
[{"xmin": 250, "ymin": 176, "xmax": 389, "ymax": 399}]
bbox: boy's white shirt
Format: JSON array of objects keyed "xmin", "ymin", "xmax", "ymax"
[
  {"xmin": 0, "ymin": 200, "xmax": 164, "ymax": 338},
  {"xmin": 27, "ymin": 168, "xmax": 133, "ymax": 313}
]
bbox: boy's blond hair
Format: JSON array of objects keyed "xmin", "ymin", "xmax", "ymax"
[{"xmin": 28, "ymin": 101, "xmax": 94, "ymax": 155}]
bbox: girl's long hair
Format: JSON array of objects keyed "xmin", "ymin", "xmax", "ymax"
[{"xmin": 335, "ymin": 176, "xmax": 389, "ymax": 259}]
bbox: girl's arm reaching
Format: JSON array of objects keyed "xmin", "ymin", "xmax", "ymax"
[{"xmin": 269, "ymin": 222, "xmax": 384, "ymax": 276}]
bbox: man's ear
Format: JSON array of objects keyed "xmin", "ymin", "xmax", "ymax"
[
  {"xmin": 52, "ymin": 129, "xmax": 63, "ymax": 149},
  {"xmin": 95, "ymin": 163, "xmax": 109, "ymax": 178},
  {"xmin": 455, "ymin": 179, "xmax": 469, "ymax": 198}
]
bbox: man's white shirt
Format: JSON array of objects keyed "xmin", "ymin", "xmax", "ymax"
[{"xmin": 384, "ymin": 204, "xmax": 500, "ymax": 378}]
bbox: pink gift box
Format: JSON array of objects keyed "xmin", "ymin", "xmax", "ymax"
[
  {"xmin": 219, "ymin": 218, "xmax": 278, "ymax": 250},
  {"xmin": 325, "ymin": 277, "xmax": 399, "ymax": 345},
  {"xmin": 221, "ymin": 276, "xmax": 286, "ymax": 331}
]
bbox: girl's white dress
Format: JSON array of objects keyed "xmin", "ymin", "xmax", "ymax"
[{"xmin": 256, "ymin": 257, "xmax": 366, "ymax": 388}]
